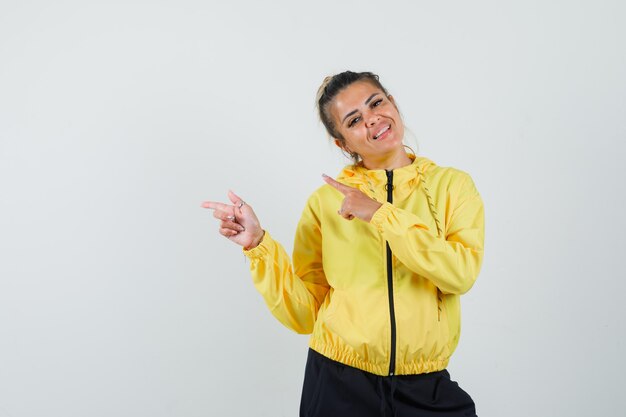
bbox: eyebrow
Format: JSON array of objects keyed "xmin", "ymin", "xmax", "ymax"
[{"xmin": 342, "ymin": 93, "xmax": 380, "ymax": 123}]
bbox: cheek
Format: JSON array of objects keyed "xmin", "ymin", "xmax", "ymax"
[
  {"xmin": 342, "ymin": 135, "xmax": 357, "ymax": 151},
  {"xmin": 389, "ymin": 111, "xmax": 404, "ymax": 132},
  {"xmin": 395, "ymin": 122, "xmax": 405, "ymax": 136},
  {"xmin": 345, "ymin": 128, "xmax": 369, "ymax": 147}
]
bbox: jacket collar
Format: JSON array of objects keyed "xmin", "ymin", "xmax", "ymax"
[{"xmin": 336, "ymin": 154, "xmax": 436, "ymax": 203}]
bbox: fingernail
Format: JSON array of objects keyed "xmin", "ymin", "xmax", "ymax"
[{"xmin": 239, "ymin": 226, "xmax": 246, "ymax": 232}]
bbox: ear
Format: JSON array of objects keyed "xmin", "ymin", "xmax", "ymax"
[
  {"xmin": 334, "ymin": 139, "xmax": 342, "ymax": 149},
  {"xmin": 388, "ymin": 94, "xmax": 396, "ymax": 106}
]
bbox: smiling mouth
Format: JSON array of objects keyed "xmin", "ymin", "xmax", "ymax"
[{"xmin": 373, "ymin": 125, "xmax": 391, "ymax": 140}]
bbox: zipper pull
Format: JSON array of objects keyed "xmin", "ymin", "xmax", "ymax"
[{"xmin": 385, "ymin": 170, "xmax": 394, "ymax": 203}]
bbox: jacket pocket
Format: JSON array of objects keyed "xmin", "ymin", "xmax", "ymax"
[
  {"xmin": 437, "ymin": 288, "xmax": 452, "ymax": 356},
  {"xmin": 437, "ymin": 288, "xmax": 443, "ymax": 322},
  {"xmin": 315, "ymin": 289, "xmax": 343, "ymax": 336},
  {"xmin": 323, "ymin": 288, "xmax": 341, "ymax": 320}
]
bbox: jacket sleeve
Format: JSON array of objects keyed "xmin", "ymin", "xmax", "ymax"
[
  {"xmin": 243, "ymin": 195, "xmax": 329, "ymax": 334},
  {"xmin": 370, "ymin": 173, "xmax": 484, "ymax": 295}
]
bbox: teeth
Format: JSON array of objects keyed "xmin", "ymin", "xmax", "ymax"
[{"xmin": 374, "ymin": 125, "xmax": 390, "ymax": 139}]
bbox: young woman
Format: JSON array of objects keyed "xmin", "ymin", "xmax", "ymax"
[{"xmin": 203, "ymin": 71, "xmax": 485, "ymax": 417}]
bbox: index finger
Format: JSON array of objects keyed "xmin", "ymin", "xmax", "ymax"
[
  {"xmin": 322, "ymin": 174, "xmax": 353, "ymax": 195},
  {"xmin": 201, "ymin": 201, "xmax": 233, "ymax": 212}
]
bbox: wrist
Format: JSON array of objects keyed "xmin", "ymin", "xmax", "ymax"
[
  {"xmin": 245, "ymin": 229, "xmax": 265, "ymax": 251},
  {"xmin": 365, "ymin": 202, "xmax": 384, "ymax": 223}
]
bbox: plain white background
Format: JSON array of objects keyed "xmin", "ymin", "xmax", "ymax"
[{"xmin": 1, "ymin": 0, "xmax": 624, "ymax": 416}]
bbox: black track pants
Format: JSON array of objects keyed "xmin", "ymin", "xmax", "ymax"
[{"xmin": 300, "ymin": 349, "xmax": 477, "ymax": 417}]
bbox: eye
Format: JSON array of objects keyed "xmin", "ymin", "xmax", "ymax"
[
  {"xmin": 372, "ymin": 99, "xmax": 383, "ymax": 107},
  {"xmin": 348, "ymin": 116, "xmax": 361, "ymax": 128}
]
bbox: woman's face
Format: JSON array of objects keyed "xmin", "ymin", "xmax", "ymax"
[{"xmin": 330, "ymin": 80, "xmax": 405, "ymax": 166}]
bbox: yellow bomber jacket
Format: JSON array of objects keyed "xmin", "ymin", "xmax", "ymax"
[{"xmin": 243, "ymin": 155, "xmax": 485, "ymax": 376}]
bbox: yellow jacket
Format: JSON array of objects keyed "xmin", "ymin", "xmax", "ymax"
[{"xmin": 243, "ymin": 155, "xmax": 484, "ymax": 376}]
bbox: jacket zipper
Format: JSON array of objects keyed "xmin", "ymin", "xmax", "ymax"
[{"xmin": 385, "ymin": 169, "xmax": 397, "ymax": 376}]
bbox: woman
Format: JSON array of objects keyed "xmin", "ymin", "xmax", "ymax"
[{"xmin": 202, "ymin": 71, "xmax": 485, "ymax": 417}]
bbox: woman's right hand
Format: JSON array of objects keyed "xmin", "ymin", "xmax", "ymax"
[{"xmin": 201, "ymin": 190, "xmax": 265, "ymax": 250}]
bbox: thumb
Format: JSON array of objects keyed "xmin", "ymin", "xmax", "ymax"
[
  {"xmin": 228, "ymin": 190, "xmax": 243, "ymax": 205},
  {"xmin": 228, "ymin": 190, "xmax": 253, "ymax": 217}
]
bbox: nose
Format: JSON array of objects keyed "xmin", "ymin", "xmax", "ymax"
[{"xmin": 366, "ymin": 111, "xmax": 380, "ymax": 127}]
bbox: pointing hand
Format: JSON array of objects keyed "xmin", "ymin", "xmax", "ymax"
[
  {"xmin": 322, "ymin": 174, "xmax": 383, "ymax": 222},
  {"xmin": 202, "ymin": 190, "xmax": 265, "ymax": 250}
]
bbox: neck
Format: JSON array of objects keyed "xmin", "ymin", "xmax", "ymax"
[{"xmin": 362, "ymin": 150, "xmax": 413, "ymax": 171}]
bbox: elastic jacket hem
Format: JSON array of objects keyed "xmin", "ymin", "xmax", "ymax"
[{"xmin": 309, "ymin": 339, "xmax": 449, "ymax": 377}]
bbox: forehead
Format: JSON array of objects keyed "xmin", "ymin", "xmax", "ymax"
[{"xmin": 330, "ymin": 81, "xmax": 384, "ymax": 118}]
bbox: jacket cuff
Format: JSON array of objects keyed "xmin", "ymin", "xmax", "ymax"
[
  {"xmin": 370, "ymin": 202, "xmax": 395, "ymax": 232},
  {"xmin": 242, "ymin": 230, "xmax": 272, "ymax": 259},
  {"xmin": 370, "ymin": 202, "xmax": 431, "ymax": 235}
]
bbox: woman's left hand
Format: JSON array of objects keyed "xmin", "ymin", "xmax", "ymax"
[{"xmin": 322, "ymin": 174, "xmax": 383, "ymax": 222}]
